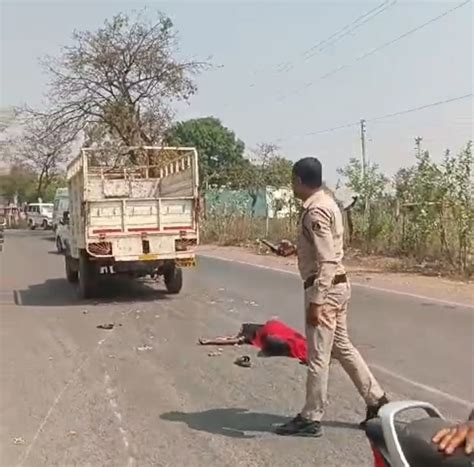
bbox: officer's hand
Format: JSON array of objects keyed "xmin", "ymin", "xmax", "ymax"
[
  {"xmin": 306, "ymin": 303, "xmax": 333, "ymax": 328},
  {"xmin": 432, "ymin": 421, "xmax": 474, "ymax": 455}
]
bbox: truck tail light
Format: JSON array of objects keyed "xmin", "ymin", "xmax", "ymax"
[
  {"xmin": 175, "ymin": 238, "xmax": 197, "ymax": 251},
  {"xmin": 88, "ymin": 242, "xmax": 112, "ymax": 256}
]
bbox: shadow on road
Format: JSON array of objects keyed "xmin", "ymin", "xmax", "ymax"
[
  {"xmin": 161, "ymin": 408, "xmax": 359, "ymax": 438},
  {"xmin": 15, "ymin": 276, "xmax": 169, "ymax": 306}
]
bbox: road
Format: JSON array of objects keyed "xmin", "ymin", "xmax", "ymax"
[{"xmin": 0, "ymin": 230, "xmax": 472, "ymax": 467}]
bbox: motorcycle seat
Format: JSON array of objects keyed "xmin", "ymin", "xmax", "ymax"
[{"xmin": 366, "ymin": 417, "xmax": 473, "ymax": 467}]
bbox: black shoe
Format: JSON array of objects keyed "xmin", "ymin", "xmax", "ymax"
[
  {"xmin": 275, "ymin": 414, "xmax": 323, "ymax": 437},
  {"xmin": 359, "ymin": 394, "xmax": 389, "ymax": 428}
]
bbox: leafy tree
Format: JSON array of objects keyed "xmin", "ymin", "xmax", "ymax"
[
  {"xmin": 29, "ymin": 10, "xmax": 206, "ymax": 146},
  {"xmin": 337, "ymin": 157, "xmax": 387, "ymax": 203},
  {"xmin": 0, "ymin": 164, "xmax": 38, "ymax": 203},
  {"xmin": 337, "ymin": 157, "xmax": 389, "ymax": 252},
  {"xmin": 165, "ymin": 117, "xmax": 246, "ymax": 187},
  {"xmin": 7, "ymin": 114, "xmax": 72, "ymax": 198}
]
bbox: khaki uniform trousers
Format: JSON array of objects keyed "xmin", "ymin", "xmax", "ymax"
[{"xmin": 301, "ymin": 282, "xmax": 384, "ymax": 421}]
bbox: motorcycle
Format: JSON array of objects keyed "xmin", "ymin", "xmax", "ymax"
[{"xmin": 365, "ymin": 401, "xmax": 473, "ymax": 467}]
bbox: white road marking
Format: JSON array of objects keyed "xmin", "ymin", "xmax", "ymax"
[
  {"xmin": 199, "ymin": 253, "xmax": 474, "ymax": 310},
  {"xmin": 199, "ymin": 252, "xmax": 473, "ymax": 408},
  {"xmin": 372, "ymin": 364, "xmax": 472, "ymax": 408}
]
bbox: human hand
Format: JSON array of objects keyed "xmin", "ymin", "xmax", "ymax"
[
  {"xmin": 306, "ymin": 303, "xmax": 333, "ymax": 328},
  {"xmin": 432, "ymin": 421, "xmax": 474, "ymax": 455}
]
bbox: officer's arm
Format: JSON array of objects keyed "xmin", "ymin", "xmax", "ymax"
[{"xmin": 303, "ymin": 207, "xmax": 337, "ymax": 305}]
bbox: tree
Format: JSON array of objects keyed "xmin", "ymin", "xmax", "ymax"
[
  {"xmin": 31, "ymin": 11, "xmax": 206, "ymax": 147},
  {"xmin": 0, "ymin": 107, "xmax": 17, "ymax": 133},
  {"xmin": 8, "ymin": 115, "xmax": 73, "ymax": 198},
  {"xmin": 337, "ymin": 157, "xmax": 389, "ymax": 252},
  {"xmin": 337, "ymin": 157, "xmax": 387, "ymax": 203},
  {"xmin": 165, "ymin": 117, "xmax": 246, "ymax": 187},
  {"xmin": 0, "ymin": 164, "xmax": 37, "ymax": 203}
]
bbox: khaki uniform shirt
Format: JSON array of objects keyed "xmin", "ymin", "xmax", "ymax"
[{"xmin": 297, "ymin": 190, "xmax": 346, "ymax": 305}]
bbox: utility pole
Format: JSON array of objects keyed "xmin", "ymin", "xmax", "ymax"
[
  {"xmin": 360, "ymin": 119, "xmax": 367, "ymax": 179},
  {"xmin": 360, "ymin": 119, "xmax": 369, "ymax": 222},
  {"xmin": 415, "ymin": 136, "xmax": 423, "ymax": 158}
]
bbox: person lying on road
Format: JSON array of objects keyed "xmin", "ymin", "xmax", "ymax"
[{"xmin": 199, "ymin": 319, "xmax": 308, "ymax": 364}]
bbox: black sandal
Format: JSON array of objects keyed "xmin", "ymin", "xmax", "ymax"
[{"xmin": 234, "ymin": 355, "xmax": 251, "ymax": 368}]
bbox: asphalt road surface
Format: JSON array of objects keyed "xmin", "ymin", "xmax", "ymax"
[{"xmin": 1, "ymin": 230, "xmax": 472, "ymax": 467}]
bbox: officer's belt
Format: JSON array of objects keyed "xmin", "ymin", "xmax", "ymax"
[{"xmin": 304, "ymin": 273, "xmax": 347, "ymax": 290}]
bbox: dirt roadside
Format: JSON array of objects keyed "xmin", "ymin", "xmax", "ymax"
[{"xmin": 198, "ymin": 245, "xmax": 474, "ymax": 307}]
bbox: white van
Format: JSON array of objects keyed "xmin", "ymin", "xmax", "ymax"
[{"xmin": 26, "ymin": 203, "xmax": 54, "ymax": 230}]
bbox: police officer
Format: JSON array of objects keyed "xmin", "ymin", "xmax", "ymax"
[{"xmin": 276, "ymin": 157, "xmax": 388, "ymax": 437}]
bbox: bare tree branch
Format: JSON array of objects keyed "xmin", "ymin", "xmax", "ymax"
[{"xmin": 35, "ymin": 10, "xmax": 208, "ymax": 148}]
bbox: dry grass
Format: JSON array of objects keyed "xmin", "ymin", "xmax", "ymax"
[{"xmin": 201, "ymin": 214, "xmax": 473, "ymax": 279}]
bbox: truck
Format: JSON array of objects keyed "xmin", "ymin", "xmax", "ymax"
[{"xmin": 64, "ymin": 146, "xmax": 200, "ymax": 298}]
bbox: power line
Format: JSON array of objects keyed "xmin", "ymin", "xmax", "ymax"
[
  {"xmin": 277, "ymin": 0, "xmax": 397, "ymax": 73},
  {"xmin": 250, "ymin": 1, "xmax": 397, "ymax": 81},
  {"xmin": 367, "ymin": 93, "xmax": 473, "ymax": 123},
  {"xmin": 303, "ymin": 0, "xmax": 397, "ymax": 61},
  {"xmin": 278, "ymin": 0, "xmax": 471, "ymax": 102},
  {"xmin": 278, "ymin": 93, "xmax": 473, "ymax": 143},
  {"xmin": 357, "ymin": 0, "xmax": 471, "ymax": 63}
]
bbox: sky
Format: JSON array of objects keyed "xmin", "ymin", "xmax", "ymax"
[{"xmin": 1, "ymin": 0, "xmax": 473, "ymax": 184}]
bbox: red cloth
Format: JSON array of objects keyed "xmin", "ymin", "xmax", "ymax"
[{"xmin": 250, "ymin": 319, "xmax": 307, "ymax": 364}]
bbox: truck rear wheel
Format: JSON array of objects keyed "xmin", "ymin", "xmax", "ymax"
[
  {"xmin": 164, "ymin": 264, "xmax": 183, "ymax": 294},
  {"xmin": 79, "ymin": 252, "xmax": 98, "ymax": 299},
  {"xmin": 65, "ymin": 255, "xmax": 79, "ymax": 283}
]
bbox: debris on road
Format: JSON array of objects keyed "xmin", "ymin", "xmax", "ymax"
[
  {"xmin": 67, "ymin": 430, "xmax": 78, "ymax": 437},
  {"xmin": 137, "ymin": 344, "xmax": 153, "ymax": 352},
  {"xmin": 82, "ymin": 310, "xmax": 89, "ymax": 315},
  {"xmin": 97, "ymin": 323, "xmax": 122, "ymax": 330},
  {"xmin": 155, "ymin": 315, "xmax": 160, "ymax": 318},
  {"xmin": 13, "ymin": 437, "xmax": 25, "ymax": 445},
  {"xmin": 207, "ymin": 350, "xmax": 222, "ymax": 357},
  {"xmin": 48, "ymin": 356, "xmax": 53, "ymax": 361},
  {"xmin": 234, "ymin": 356, "xmax": 252, "ymax": 368}
]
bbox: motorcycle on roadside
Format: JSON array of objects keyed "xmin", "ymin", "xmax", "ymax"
[{"xmin": 365, "ymin": 401, "xmax": 473, "ymax": 467}]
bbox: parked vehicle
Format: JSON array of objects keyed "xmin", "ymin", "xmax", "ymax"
[
  {"xmin": 366, "ymin": 401, "xmax": 472, "ymax": 467},
  {"xmin": 64, "ymin": 146, "xmax": 200, "ymax": 298},
  {"xmin": 52, "ymin": 188, "xmax": 69, "ymax": 232},
  {"xmin": 26, "ymin": 202, "xmax": 54, "ymax": 230}
]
